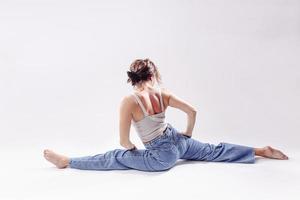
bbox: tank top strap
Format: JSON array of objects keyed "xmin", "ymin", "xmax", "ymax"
[
  {"xmin": 158, "ymin": 87, "xmax": 164, "ymax": 111},
  {"xmin": 132, "ymin": 93, "xmax": 148, "ymax": 116}
]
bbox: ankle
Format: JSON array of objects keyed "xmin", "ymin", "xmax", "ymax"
[
  {"xmin": 62, "ymin": 158, "xmax": 70, "ymax": 167},
  {"xmin": 254, "ymin": 148, "xmax": 266, "ymax": 157}
]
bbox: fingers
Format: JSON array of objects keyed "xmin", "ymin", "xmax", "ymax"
[{"xmin": 128, "ymin": 145, "xmax": 137, "ymax": 151}]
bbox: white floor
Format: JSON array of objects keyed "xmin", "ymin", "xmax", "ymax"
[{"xmin": 1, "ymin": 147, "xmax": 299, "ymax": 200}]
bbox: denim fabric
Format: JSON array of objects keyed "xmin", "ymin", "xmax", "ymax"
[{"xmin": 69, "ymin": 123, "xmax": 255, "ymax": 172}]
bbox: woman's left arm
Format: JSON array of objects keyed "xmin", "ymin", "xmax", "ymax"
[{"xmin": 119, "ymin": 96, "xmax": 137, "ymax": 150}]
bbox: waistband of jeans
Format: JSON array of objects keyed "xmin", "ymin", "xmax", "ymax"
[{"xmin": 143, "ymin": 123, "xmax": 170, "ymax": 145}]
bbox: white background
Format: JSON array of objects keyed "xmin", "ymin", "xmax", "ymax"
[{"xmin": 0, "ymin": 0, "xmax": 299, "ymax": 200}]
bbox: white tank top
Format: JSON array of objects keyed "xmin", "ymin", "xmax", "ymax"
[{"xmin": 132, "ymin": 87, "xmax": 168, "ymax": 143}]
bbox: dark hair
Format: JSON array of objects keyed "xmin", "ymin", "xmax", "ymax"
[{"xmin": 127, "ymin": 58, "xmax": 162, "ymax": 86}]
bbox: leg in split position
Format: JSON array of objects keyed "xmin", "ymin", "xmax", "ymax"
[
  {"xmin": 43, "ymin": 148, "xmax": 175, "ymax": 171},
  {"xmin": 179, "ymin": 137, "xmax": 288, "ymax": 163},
  {"xmin": 43, "ymin": 139, "xmax": 288, "ymax": 170}
]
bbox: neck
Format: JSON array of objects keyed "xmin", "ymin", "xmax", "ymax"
[{"xmin": 135, "ymin": 81, "xmax": 154, "ymax": 92}]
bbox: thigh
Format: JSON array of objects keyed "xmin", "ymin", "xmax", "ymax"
[
  {"xmin": 102, "ymin": 147, "xmax": 179, "ymax": 171},
  {"xmin": 180, "ymin": 137, "xmax": 255, "ymax": 163},
  {"xmin": 111, "ymin": 148, "xmax": 157, "ymax": 171},
  {"xmin": 180, "ymin": 137, "xmax": 214, "ymax": 160}
]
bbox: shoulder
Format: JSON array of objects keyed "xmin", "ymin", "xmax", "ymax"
[
  {"xmin": 160, "ymin": 87, "xmax": 173, "ymax": 105},
  {"xmin": 160, "ymin": 87, "xmax": 170, "ymax": 93},
  {"xmin": 160, "ymin": 87, "xmax": 172, "ymax": 98},
  {"xmin": 120, "ymin": 94, "xmax": 136, "ymax": 107}
]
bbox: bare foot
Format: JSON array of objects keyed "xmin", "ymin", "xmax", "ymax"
[
  {"xmin": 262, "ymin": 146, "xmax": 289, "ymax": 160},
  {"xmin": 43, "ymin": 149, "xmax": 70, "ymax": 169}
]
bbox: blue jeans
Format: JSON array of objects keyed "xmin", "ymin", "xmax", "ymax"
[{"xmin": 69, "ymin": 123, "xmax": 255, "ymax": 171}]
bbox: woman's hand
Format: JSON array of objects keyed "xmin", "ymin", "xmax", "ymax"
[
  {"xmin": 181, "ymin": 131, "xmax": 192, "ymax": 138},
  {"xmin": 121, "ymin": 141, "xmax": 137, "ymax": 150},
  {"xmin": 127, "ymin": 143, "xmax": 137, "ymax": 150}
]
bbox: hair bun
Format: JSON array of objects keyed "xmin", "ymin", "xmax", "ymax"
[
  {"xmin": 127, "ymin": 58, "xmax": 161, "ymax": 86},
  {"xmin": 127, "ymin": 71, "xmax": 141, "ymax": 84},
  {"xmin": 136, "ymin": 66, "xmax": 151, "ymax": 79}
]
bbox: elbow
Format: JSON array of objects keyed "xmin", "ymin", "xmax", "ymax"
[{"xmin": 188, "ymin": 108, "xmax": 197, "ymax": 117}]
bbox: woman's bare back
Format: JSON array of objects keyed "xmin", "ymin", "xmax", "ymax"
[{"xmin": 131, "ymin": 87, "xmax": 167, "ymax": 122}]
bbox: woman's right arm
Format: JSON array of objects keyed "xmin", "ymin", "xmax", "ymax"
[{"xmin": 164, "ymin": 89, "xmax": 197, "ymax": 137}]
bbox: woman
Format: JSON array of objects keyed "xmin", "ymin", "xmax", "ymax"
[{"xmin": 44, "ymin": 59, "xmax": 288, "ymax": 171}]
